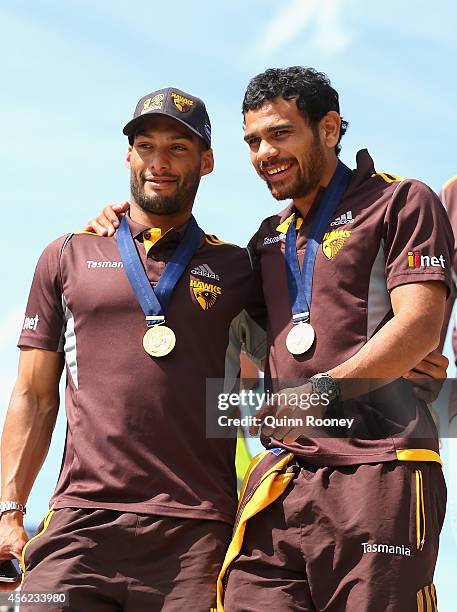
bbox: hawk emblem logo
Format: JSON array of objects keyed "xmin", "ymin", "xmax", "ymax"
[
  {"xmin": 190, "ymin": 279, "xmax": 222, "ymax": 310},
  {"xmin": 193, "ymin": 288, "xmax": 218, "ymax": 310},
  {"xmin": 171, "ymin": 92, "xmax": 194, "ymax": 113},
  {"xmin": 322, "ymin": 230, "xmax": 352, "ymax": 260}
]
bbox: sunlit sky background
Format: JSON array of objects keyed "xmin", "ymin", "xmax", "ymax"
[{"xmin": 1, "ymin": 0, "xmax": 456, "ymax": 606}]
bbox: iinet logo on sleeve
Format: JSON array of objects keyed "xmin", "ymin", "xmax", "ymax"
[
  {"xmin": 407, "ymin": 251, "xmax": 445, "ymax": 269},
  {"xmin": 23, "ymin": 314, "xmax": 39, "ymax": 331}
]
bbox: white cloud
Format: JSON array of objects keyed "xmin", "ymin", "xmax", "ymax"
[
  {"xmin": 0, "ymin": 307, "xmax": 24, "ymax": 352},
  {"xmin": 313, "ymin": 0, "xmax": 352, "ymax": 53},
  {"xmin": 255, "ymin": 0, "xmax": 351, "ymax": 56},
  {"xmin": 256, "ymin": 0, "xmax": 318, "ymax": 55}
]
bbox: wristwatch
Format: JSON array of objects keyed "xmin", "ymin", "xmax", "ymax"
[
  {"xmin": 0, "ymin": 501, "xmax": 26, "ymax": 516},
  {"xmin": 309, "ymin": 373, "xmax": 341, "ymax": 404}
]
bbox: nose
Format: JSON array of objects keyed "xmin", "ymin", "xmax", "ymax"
[
  {"xmin": 257, "ymin": 139, "xmax": 279, "ymax": 165},
  {"xmin": 149, "ymin": 148, "xmax": 171, "ymax": 173}
]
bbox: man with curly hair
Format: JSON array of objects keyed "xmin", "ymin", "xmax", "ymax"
[{"xmin": 217, "ymin": 66, "xmax": 453, "ymax": 612}]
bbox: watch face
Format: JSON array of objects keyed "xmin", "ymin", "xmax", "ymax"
[
  {"xmin": 322, "ymin": 379, "xmax": 333, "ymax": 398},
  {"xmin": 313, "ymin": 376, "xmax": 338, "ymax": 402}
]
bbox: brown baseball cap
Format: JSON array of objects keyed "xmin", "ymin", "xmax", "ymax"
[{"xmin": 123, "ymin": 87, "xmax": 211, "ymax": 147}]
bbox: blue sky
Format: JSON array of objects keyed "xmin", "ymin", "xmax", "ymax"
[{"xmin": 1, "ymin": 0, "xmax": 456, "ymax": 606}]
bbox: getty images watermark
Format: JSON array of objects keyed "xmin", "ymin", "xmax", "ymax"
[
  {"xmin": 205, "ymin": 386, "xmax": 356, "ymax": 438},
  {"xmin": 206, "ymin": 377, "xmax": 457, "ymax": 439}
]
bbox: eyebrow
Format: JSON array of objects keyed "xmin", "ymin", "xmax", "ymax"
[{"xmin": 243, "ymin": 122, "xmax": 294, "ymax": 143}]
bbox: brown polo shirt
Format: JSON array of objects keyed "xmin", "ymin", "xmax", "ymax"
[
  {"xmin": 251, "ymin": 149, "xmax": 453, "ymax": 465},
  {"xmin": 18, "ymin": 214, "xmax": 266, "ymax": 524}
]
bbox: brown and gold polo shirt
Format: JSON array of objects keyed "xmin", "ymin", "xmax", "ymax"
[
  {"xmin": 251, "ymin": 149, "xmax": 454, "ymax": 465},
  {"xmin": 18, "ymin": 214, "xmax": 266, "ymax": 524}
]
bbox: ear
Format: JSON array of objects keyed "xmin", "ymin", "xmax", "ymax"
[
  {"xmin": 200, "ymin": 147, "xmax": 214, "ymax": 177},
  {"xmin": 319, "ymin": 111, "xmax": 341, "ymax": 150},
  {"xmin": 125, "ymin": 145, "xmax": 133, "ymax": 169}
]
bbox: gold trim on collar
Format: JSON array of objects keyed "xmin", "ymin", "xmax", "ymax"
[{"xmin": 276, "ymin": 213, "xmax": 303, "ymax": 234}]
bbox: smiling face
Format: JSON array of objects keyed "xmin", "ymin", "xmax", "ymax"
[
  {"xmin": 244, "ymin": 97, "xmax": 337, "ymax": 203},
  {"xmin": 126, "ymin": 115, "xmax": 213, "ymax": 216}
]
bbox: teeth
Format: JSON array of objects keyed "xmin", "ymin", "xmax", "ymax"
[{"xmin": 266, "ymin": 164, "xmax": 291, "ymax": 175}]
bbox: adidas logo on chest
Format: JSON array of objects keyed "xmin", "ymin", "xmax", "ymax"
[
  {"xmin": 191, "ymin": 263, "xmax": 220, "ymax": 281},
  {"xmin": 330, "ymin": 211, "xmax": 355, "ymax": 226}
]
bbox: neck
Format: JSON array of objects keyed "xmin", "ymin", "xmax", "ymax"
[
  {"xmin": 292, "ymin": 155, "xmax": 338, "ymax": 218},
  {"xmin": 129, "ymin": 201, "xmax": 193, "ymax": 233}
]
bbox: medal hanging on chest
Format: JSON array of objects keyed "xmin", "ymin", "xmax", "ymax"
[
  {"xmin": 142, "ymin": 324, "xmax": 176, "ymax": 357},
  {"xmin": 284, "ymin": 161, "xmax": 353, "ymax": 355},
  {"xmin": 285, "ymin": 321, "xmax": 315, "ymax": 355},
  {"xmin": 116, "ymin": 215, "xmax": 202, "ymax": 357}
]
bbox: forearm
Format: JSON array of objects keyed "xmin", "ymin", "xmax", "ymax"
[
  {"xmin": 327, "ymin": 309, "xmax": 442, "ymax": 400},
  {"xmin": 1, "ymin": 386, "xmax": 59, "ymax": 505},
  {"xmin": 330, "ymin": 312, "xmax": 439, "ymax": 380}
]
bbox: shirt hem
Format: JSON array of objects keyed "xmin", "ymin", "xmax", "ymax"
[
  {"xmin": 387, "ymin": 271, "xmax": 450, "ymax": 293},
  {"xmin": 51, "ymin": 497, "xmax": 235, "ymax": 525},
  {"xmin": 288, "ymin": 446, "xmax": 440, "ymax": 466},
  {"xmin": 291, "ymin": 451, "xmax": 398, "ymax": 466},
  {"xmin": 18, "ymin": 338, "xmax": 62, "ymax": 352}
]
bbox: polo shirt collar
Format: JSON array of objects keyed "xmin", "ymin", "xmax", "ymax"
[
  {"xmin": 125, "ymin": 211, "xmax": 187, "ymax": 245},
  {"xmin": 123, "ymin": 211, "xmax": 207, "ymax": 255}
]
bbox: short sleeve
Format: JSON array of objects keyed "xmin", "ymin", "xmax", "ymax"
[
  {"xmin": 18, "ymin": 236, "xmax": 69, "ymax": 351},
  {"xmin": 384, "ymin": 180, "xmax": 454, "ymax": 294}
]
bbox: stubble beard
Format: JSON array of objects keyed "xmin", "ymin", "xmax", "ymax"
[
  {"xmin": 266, "ymin": 137, "xmax": 326, "ymax": 201},
  {"xmin": 130, "ymin": 167, "xmax": 201, "ymax": 216}
]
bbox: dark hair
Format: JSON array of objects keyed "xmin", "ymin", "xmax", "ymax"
[{"xmin": 242, "ymin": 66, "xmax": 348, "ymax": 155}]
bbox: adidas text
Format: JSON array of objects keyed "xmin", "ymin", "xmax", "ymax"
[
  {"xmin": 330, "ymin": 211, "xmax": 354, "ymax": 226},
  {"xmin": 191, "ymin": 264, "xmax": 220, "ymax": 280}
]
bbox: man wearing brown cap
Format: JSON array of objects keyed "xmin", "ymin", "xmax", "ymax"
[{"xmin": 0, "ymin": 87, "xmax": 266, "ymax": 611}]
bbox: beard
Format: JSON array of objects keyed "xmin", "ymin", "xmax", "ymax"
[
  {"xmin": 130, "ymin": 166, "xmax": 201, "ymax": 216},
  {"xmin": 263, "ymin": 135, "xmax": 326, "ymax": 201}
]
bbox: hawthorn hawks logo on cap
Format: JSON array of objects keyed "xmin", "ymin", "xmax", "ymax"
[
  {"xmin": 322, "ymin": 229, "xmax": 352, "ymax": 260},
  {"xmin": 171, "ymin": 92, "xmax": 194, "ymax": 113},
  {"xmin": 190, "ymin": 279, "xmax": 222, "ymax": 310}
]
